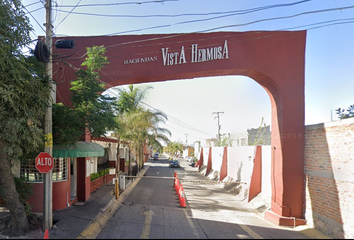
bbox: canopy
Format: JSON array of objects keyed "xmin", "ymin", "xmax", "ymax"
[{"xmin": 53, "ymin": 141, "xmax": 105, "ymax": 158}]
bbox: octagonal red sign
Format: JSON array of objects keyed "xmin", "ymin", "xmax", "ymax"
[{"xmin": 35, "ymin": 152, "xmax": 54, "ymax": 173}]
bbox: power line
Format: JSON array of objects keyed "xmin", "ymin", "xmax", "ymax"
[
  {"xmin": 47, "ymin": 5, "xmax": 354, "ymax": 55},
  {"xmin": 201, "ymin": 4, "xmax": 354, "ymax": 33},
  {"xmin": 24, "ymin": 0, "xmax": 354, "ymax": 43},
  {"xmin": 55, "ymin": 0, "xmax": 179, "ymax": 8},
  {"xmin": 53, "ymin": 0, "xmax": 312, "ymax": 18},
  {"xmin": 22, "ymin": 4, "xmax": 46, "ymax": 33},
  {"xmin": 55, "ymin": 0, "xmax": 82, "ymax": 30},
  {"xmin": 24, "ymin": 1, "xmax": 42, "ymax": 8},
  {"xmin": 48, "ymin": 2, "xmax": 354, "ymax": 37}
]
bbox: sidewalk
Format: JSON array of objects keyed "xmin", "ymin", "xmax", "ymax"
[
  {"xmin": 0, "ymin": 163, "xmax": 151, "ymax": 239},
  {"xmin": 0, "ymin": 159, "xmax": 331, "ymax": 239}
]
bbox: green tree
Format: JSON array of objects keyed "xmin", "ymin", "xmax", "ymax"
[
  {"xmin": 53, "ymin": 46, "xmax": 118, "ymax": 146},
  {"xmin": 164, "ymin": 142, "xmax": 183, "ymax": 156},
  {"xmin": 248, "ymin": 117, "xmax": 270, "ymax": 146},
  {"xmin": 215, "ymin": 133, "xmax": 233, "ymax": 147},
  {"xmin": 0, "ymin": 0, "xmax": 52, "ymax": 235},
  {"xmin": 336, "ymin": 105, "xmax": 354, "ymax": 120},
  {"xmin": 112, "ymin": 84, "xmax": 170, "ymax": 170},
  {"xmin": 112, "ymin": 84, "xmax": 153, "ymax": 172}
]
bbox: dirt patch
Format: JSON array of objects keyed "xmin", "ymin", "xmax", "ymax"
[{"xmin": 0, "ymin": 214, "xmax": 44, "ymax": 238}]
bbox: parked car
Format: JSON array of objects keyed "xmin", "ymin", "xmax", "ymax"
[
  {"xmin": 186, "ymin": 156, "xmax": 193, "ymax": 162},
  {"xmin": 189, "ymin": 157, "xmax": 197, "ymax": 167},
  {"xmin": 169, "ymin": 160, "xmax": 180, "ymax": 168},
  {"xmin": 154, "ymin": 153, "xmax": 159, "ymax": 160},
  {"xmin": 189, "ymin": 160, "xmax": 196, "ymax": 167}
]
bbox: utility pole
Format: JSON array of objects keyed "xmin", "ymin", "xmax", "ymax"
[
  {"xmin": 44, "ymin": 0, "xmax": 54, "ymax": 231},
  {"xmin": 185, "ymin": 134, "xmax": 188, "ymax": 151},
  {"xmin": 212, "ymin": 111, "xmax": 224, "ymax": 143}
]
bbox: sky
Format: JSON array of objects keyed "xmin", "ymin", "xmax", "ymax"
[{"xmin": 21, "ymin": 0, "xmax": 354, "ymax": 145}]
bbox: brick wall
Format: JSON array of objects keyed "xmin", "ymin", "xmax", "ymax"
[
  {"xmin": 90, "ymin": 174, "xmax": 115, "ymax": 193},
  {"xmin": 304, "ymin": 118, "xmax": 354, "ymax": 239}
]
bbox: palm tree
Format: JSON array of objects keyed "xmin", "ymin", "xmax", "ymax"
[
  {"xmin": 164, "ymin": 142, "xmax": 183, "ymax": 157},
  {"xmin": 122, "ymin": 108, "xmax": 171, "ymax": 169},
  {"xmin": 112, "ymin": 84, "xmax": 171, "ymax": 171}
]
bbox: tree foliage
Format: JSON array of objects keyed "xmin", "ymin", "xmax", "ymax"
[
  {"xmin": 112, "ymin": 84, "xmax": 171, "ymax": 168},
  {"xmin": 53, "ymin": 45, "xmax": 118, "ymax": 145},
  {"xmin": 336, "ymin": 105, "xmax": 354, "ymax": 120},
  {"xmin": 215, "ymin": 133, "xmax": 233, "ymax": 147},
  {"xmin": 0, "ymin": 2, "xmax": 51, "ymax": 159},
  {"xmin": 0, "ymin": 0, "xmax": 52, "ymax": 235},
  {"xmin": 164, "ymin": 142, "xmax": 183, "ymax": 156}
]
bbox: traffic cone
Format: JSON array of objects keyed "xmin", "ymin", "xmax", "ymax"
[
  {"xmin": 175, "ymin": 179, "xmax": 180, "ymax": 195},
  {"xmin": 178, "ymin": 184, "xmax": 184, "ymax": 202},
  {"xmin": 180, "ymin": 189, "xmax": 186, "ymax": 208},
  {"xmin": 173, "ymin": 172, "xmax": 178, "ymax": 187},
  {"xmin": 44, "ymin": 229, "xmax": 49, "ymax": 239}
]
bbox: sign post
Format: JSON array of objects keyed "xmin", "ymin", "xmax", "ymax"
[
  {"xmin": 35, "ymin": 152, "xmax": 54, "ymax": 231},
  {"xmin": 43, "ymin": 0, "xmax": 54, "ymax": 232}
]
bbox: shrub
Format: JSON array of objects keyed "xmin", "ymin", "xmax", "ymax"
[
  {"xmin": 90, "ymin": 172, "xmax": 100, "ymax": 181},
  {"xmin": 90, "ymin": 168, "xmax": 115, "ymax": 181}
]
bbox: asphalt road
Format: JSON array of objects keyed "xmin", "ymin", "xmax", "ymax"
[
  {"xmin": 96, "ymin": 156, "xmax": 316, "ymax": 239},
  {"xmin": 97, "ymin": 157, "xmax": 202, "ymax": 239}
]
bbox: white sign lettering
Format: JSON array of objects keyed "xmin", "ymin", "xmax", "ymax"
[
  {"xmin": 162, "ymin": 40, "xmax": 229, "ymax": 66},
  {"xmin": 122, "ymin": 40, "xmax": 229, "ymax": 66},
  {"xmin": 161, "ymin": 46, "xmax": 187, "ymax": 66},
  {"xmin": 124, "ymin": 56, "xmax": 158, "ymax": 65},
  {"xmin": 191, "ymin": 40, "xmax": 229, "ymax": 63},
  {"xmin": 37, "ymin": 157, "xmax": 52, "ymax": 166}
]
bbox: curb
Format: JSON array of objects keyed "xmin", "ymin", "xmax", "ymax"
[{"xmin": 76, "ymin": 165, "xmax": 151, "ymax": 239}]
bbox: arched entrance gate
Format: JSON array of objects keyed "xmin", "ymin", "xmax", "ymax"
[{"xmin": 53, "ymin": 31, "xmax": 307, "ymax": 226}]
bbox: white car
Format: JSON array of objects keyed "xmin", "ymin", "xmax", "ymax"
[{"xmin": 186, "ymin": 156, "xmax": 193, "ymax": 162}]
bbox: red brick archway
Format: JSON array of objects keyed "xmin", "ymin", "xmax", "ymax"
[{"xmin": 52, "ymin": 31, "xmax": 306, "ymax": 226}]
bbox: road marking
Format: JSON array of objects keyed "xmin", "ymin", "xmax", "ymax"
[
  {"xmin": 183, "ymin": 209, "xmax": 200, "ymax": 238},
  {"xmin": 140, "ymin": 210, "xmax": 154, "ymax": 239},
  {"xmin": 239, "ymin": 225, "xmax": 263, "ymax": 239}
]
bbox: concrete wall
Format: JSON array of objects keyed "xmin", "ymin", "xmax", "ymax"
[
  {"xmin": 200, "ymin": 119, "xmax": 354, "ymax": 239},
  {"xmin": 304, "ymin": 118, "xmax": 354, "ymax": 239},
  {"xmin": 227, "ymin": 146, "xmax": 255, "ymax": 183},
  {"xmin": 211, "ymin": 147, "xmax": 224, "ymax": 173}
]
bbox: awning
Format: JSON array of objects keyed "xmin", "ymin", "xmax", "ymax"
[{"xmin": 53, "ymin": 141, "xmax": 105, "ymax": 158}]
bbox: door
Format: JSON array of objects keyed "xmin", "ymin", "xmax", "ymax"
[{"xmin": 70, "ymin": 157, "xmax": 77, "ymax": 199}]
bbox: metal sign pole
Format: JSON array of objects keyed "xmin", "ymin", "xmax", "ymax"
[{"xmin": 43, "ymin": 0, "xmax": 53, "ymax": 231}]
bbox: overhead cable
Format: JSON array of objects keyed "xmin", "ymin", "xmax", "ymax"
[{"xmin": 53, "ymin": 0, "xmax": 311, "ymax": 18}]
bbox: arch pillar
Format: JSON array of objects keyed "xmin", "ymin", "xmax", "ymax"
[{"xmin": 263, "ymin": 78, "xmax": 306, "ymax": 226}]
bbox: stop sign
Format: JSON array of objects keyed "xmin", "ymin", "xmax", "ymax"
[{"xmin": 35, "ymin": 152, "xmax": 54, "ymax": 173}]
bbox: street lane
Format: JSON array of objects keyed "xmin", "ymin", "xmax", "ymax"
[
  {"xmin": 97, "ymin": 155, "xmax": 312, "ymax": 239},
  {"xmin": 98, "ymin": 156, "xmax": 208, "ymax": 239}
]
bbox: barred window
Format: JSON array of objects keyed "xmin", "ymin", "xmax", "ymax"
[{"xmin": 20, "ymin": 157, "xmax": 69, "ymax": 182}]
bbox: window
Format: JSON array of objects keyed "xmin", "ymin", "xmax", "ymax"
[{"xmin": 20, "ymin": 158, "xmax": 69, "ymax": 182}]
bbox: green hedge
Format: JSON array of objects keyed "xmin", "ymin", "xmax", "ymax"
[{"xmin": 90, "ymin": 168, "xmax": 114, "ymax": 182}]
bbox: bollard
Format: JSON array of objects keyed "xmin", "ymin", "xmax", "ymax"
[
  {"xmin": 115, "ymin": 174, "xmax": 119, "ymax": 199},
  {"xmin": 44, "ymin": 229, "xmax": 49, "ymax": 239},
  {"xmin": 120, "ymin": 175, "xmax": 126, "ymax": 190}
]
